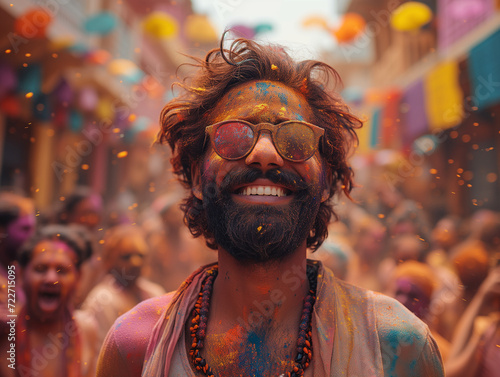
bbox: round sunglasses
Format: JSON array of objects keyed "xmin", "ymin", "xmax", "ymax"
[{"xmin": 205, "ymin": 119, "xmax": 325, "ymax": 162}]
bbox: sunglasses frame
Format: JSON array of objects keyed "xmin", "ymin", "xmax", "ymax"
[{"xmin": 205, "ymin": 119, "xmax": 325, "ymax": 162}]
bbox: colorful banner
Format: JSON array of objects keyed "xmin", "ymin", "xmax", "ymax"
[
  {"xmin": 370, "ymin": 107, "xmax": 382, "ymax": 149},
  {"xmin": 438, "ymin": 0, "xmax": 494, "ymax": 50},
  {"xmin": 424, "ymin": 61, "xmax": 464, "ymax": 130},
  {"xmin": 401, "ymin": 79, "xmax": 428, "ymax": 146},
  {"xmin": 381, "ymin": 90, "xmax": 402, "ymax": 148},
  {"xmin": 468, "ymin": 27, "xmax": 500, "ymax": 110}
]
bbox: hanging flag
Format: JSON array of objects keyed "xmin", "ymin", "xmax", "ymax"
[
  {"xmin": 381, "ymin": 89, "xmax": 402, "ymax": 148},
  {"xmin": 370, "ymin": 107, "xmax": 382, "ymax": 149},
  {"xmin": 468, "ymin": 28, "xmax": 500, "ymax": 110},
  {"xmin": 401, "ymin": 79, "xmax": 428, "ymax": 146},
  {"xmin": 424, "ymin": 61, "xmax": 464, "ymax": 130}
]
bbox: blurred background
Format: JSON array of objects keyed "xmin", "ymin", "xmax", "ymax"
[
  {"xmin": 1, "ymin": 0, "xmax": 500, "ymax": 372},
  {"xmin": 0, "ymin": 0, "xmax": 498, "ymax": 221}
]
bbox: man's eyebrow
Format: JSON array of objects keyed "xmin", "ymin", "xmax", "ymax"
[{"xmin": 235, "ymin": 116, "xmax": 295, "ymax": 124}]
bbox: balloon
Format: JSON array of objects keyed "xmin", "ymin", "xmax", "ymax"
[
  {"xmin": 449, "ymin": 0, "xmax": 486, "ymax": 20},
  {"xmin": 142, "ymin": 11, "xmax": 179, "ymax": 39},
  {"xmin": 78, "ymin": 87, "xmax": 98, "ymax": 111},
  {"xmin": 302, "ymin": 15, "xmax": 329, "ymax": 29},
  {"xmin": 53, "ymin": 79, "xmax": 73, "ymax": 104},
  {"xmin": 95, "ymin": 97, "xmax": 115, "ymax": 120},
  {"xmin": 124, "ymin": 116, "xmax": 150, "ymax": 143},
  {"xmin": 0, "ymin": 95, "xmax": 21, "ymax": 117},
  {"xmin": 185, "ymin": 15, "xmax": 218, "ymax": 43},
  {"xmin": 84, "ymin": 12, "xmax": 118, "ymax": 35},
  {"xmin": 69, "ymin": 109, "xmax": 84, "ymax": 132},
  {"xmin": 18, "ymin": 64, "xmax": 42, "ymax": 96},
  {"xmin": 254, "ymin": 23, "xmax": 273, "ymax": 35},
  {"xmin": 107, "ymin": 59, "xmax": 139, "ymax": 76},
  {"xmin": 390, "ymin": 2, "xmax": 433, "ymax": 32},
  {"xmin": 0, "ymin": 63, "xmax": 17, "ymax": 98},
  {"xmin": 107, "ymin": 59, "xmax": 143, "ymax": 83},
  {"xmin": 85, "ymin": 49, "xmax": 111, "ymax": 65},
  {"xmin": 121, "ymin": 69, "xmax": 144, "ymax": 84},
  {"xmin": 230, "ymin": 24, "xmax": 255, "ymax": 39},
  {"xmin": 68, "ymin": 42, "xmax": 89, "ymax": 54},
  {"xmin": 14, "ymin": 8, "xmax": 52, "ymax": 39},
  {"xmin": 332, "ymin": 13, "xmax": 366, "ymax": 43}
]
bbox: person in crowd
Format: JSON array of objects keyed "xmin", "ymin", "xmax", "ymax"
[
  {"xmin": 56, "ymin": 186, "xmax": 103, "ymax": 232},
  {"xmin": 377, "ymin": 233, "xmax": 428, "ymax": 292},
  {"xmin": 55, "ymin": 186, "xmax": 104, "ymax": 307},
  {"xmin": 348, "ymin": 215, "xmax": 388, "ymax": 291},
  {"xmin": 445, "ymin": 265, "xmax": 500, "ymax": 377},
  {"xmin": 0, "ymin": 192, "xmax": 36, "ymax": 330},
  {"xmin": 452, "ymin": 240, "xmax": 490, "ymax": 307},
  {"xmin": 310, "ymin": 236, "xmax": 354, "ymax": 281},
  {"xmin": 0, "ymin": 224, "xmax": 98, "ymax": 377},
  {"xmin": 97, "ymin": 37, "xmax": 443, "ymax": 376},
  {"xmin": 426, "ymin": 215, "xmax": 463, "ymax": 269},
  {"xmin": 389, "ymin": 260, "xmax": 451, "ymax": 361},
  {"xmin": 81, "ymin": 224, "xmax": 165, "ymax": 344},
  {"xmin": 140, "ymin": 192, "xmax": 214, "ymax": 291}
]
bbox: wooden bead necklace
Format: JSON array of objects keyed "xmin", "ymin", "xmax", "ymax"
[{"xmin": 189, "ymin": 265, "xmax": 318, "ymax": 377}]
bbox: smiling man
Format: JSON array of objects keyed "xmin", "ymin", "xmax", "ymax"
[{"xmin": 97, "ymin": 38, "xmax": 444, "ymax": 376}]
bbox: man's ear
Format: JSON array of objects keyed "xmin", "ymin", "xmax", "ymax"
[
  {"xmin": 321, "ymin": 169, "xmax": 332, "ymax": 203},
  {"xmin": 192, "ymin": 162, "xmax": 203, "ymax": 200}
]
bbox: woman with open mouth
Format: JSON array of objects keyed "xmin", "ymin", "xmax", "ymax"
[{"xmin": 0, "ymin": 224, "xmax": 99, "ymax": 377}]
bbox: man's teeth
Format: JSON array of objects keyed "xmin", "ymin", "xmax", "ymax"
[{"xmin": 240, "ymin": 186, "xmax": 287, "ymax": 197}]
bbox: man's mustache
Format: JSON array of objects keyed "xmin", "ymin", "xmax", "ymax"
[{"xmin": 217, "ymin": 167, "xmax": 310, "ymax": 194}]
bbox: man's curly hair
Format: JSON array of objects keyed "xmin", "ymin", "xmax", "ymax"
[{"xmin": 157, "ymin": 36, "xmax": 362, "ymax": 251}]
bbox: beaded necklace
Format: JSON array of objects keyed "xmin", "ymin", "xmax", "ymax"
[{"xmin": 189, "ymin": 265, "xmax": 318, "ymax": 377}]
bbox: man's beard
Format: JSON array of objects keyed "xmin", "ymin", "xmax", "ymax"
[{"xmin": 202, "ymin": 167, "xmax": 324, "ymax": 263}]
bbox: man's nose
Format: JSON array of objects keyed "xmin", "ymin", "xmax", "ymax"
[{"xmin": 245, "ymin": 132, "xmax": 284, "ymax": 171}]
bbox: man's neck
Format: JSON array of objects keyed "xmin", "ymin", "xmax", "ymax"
[{"xmin": 211, "ymin": 245, "xmax": 309, "ymax": 330}]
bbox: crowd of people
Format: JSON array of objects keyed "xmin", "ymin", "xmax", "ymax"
[{"xmin": 1, "ymin": 163, "xmax": 499, "ymax": 376}]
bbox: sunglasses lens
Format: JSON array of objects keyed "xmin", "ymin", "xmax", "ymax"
[
  {"xmin": 276, "ymin": 123, "xmax": 316, "ymax": 161},
  {"xmin": 214, "ymin": 122, "xmax": 254, "ymax": 159}
]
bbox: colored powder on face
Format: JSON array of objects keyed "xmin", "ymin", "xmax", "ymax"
[
  {"xmin": 251, "ymin": 103, "xmax": 269, "ymax": 116},
  {"xmin": 277, "ymin": 93, "xmax": 288, "ymax": 106},
  {"xmin": 255, "ymin": 82, "xmax": 272, "ymax": 97}
]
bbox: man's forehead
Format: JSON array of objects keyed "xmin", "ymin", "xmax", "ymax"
[{"xmin": 209, "ymin": 80, "xmax": 313, "ymax": 123}]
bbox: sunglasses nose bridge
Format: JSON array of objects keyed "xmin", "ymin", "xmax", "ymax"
[{"xmin": 245, "ymin": 130, "xmax": 284, "ymax": 169}]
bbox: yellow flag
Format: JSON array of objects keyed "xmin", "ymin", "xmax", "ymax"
[{"xmin": 424, "ymin": 61, "xmax": 463, "ymax": 130}]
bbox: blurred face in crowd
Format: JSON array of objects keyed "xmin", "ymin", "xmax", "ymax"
[
  {"xmin": 67, "ymin": 194, "xmax": 102, "ymax": 231},
  {"xmin": 112, "ymin": 236, "xmax": 148, "ymax": 285},
  {"xmin": 431, "ymin": 217, "xmax": 458, "ymax": 250},
  {"xmin": 193, "ymin": 80, "xmax": 330, "ymax": 262},
  {"xmin": 354, "ymin": 221, "xmax": 386, "ymax": 260},
  {"xmin": 394, "ymin": 277, "xmax": 430, "ymax": 320},
  {"xmin": 22, "ymin": 240, "xmax": 80, "ymax": 322},
  {"xmin": 392, "ymin": 235, "xmax": 425, "ymax": 263},
  {"xmin": 4, "ymin": 212, "xmax": 36, "ymax": 257}
]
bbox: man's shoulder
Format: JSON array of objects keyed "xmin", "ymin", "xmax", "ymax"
[
  {"xmin": 97, "ymin": 292, "xmax": 175, "ymax": 377},
  {"xmin": 111, "ymin": 292, "xmax": 175, "ymax": 346},
  {"xmin": 332, "ymin": 277, "xmax": 429, "ymax": 333},
  {"xmin": 327, "ymin": 278, "xmax": 443, "ymax": 375},
  {"xmin": 330, "ymin": 278, "xmax": 432, "ymax": 349},
  {"xmin": 369, "ymin": 290, "xmax": 429, "ymax": 338}
]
